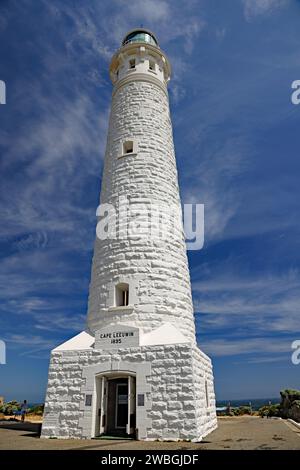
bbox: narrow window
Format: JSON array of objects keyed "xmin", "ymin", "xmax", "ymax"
[
  {"xmin": 123, "ymin": 141, "xmax": 133, "ymax": 155},
  {"xmin": 115, "ymin": 283, "xmax": 129, "ymax": 307},
  {"xmin": 123, "ymin": 289, "xmax": 128, "ymax": 306},
  {"xmin": 149, "ymin": 59, "xmax": 155, "ymax": 71},
  {"xmin": 205, "ymin": 380, "xmax": 209, "ymax": 408},
  {"xmin": 129, "ymin": 58, "xmax": 135, "ymax": 69}
]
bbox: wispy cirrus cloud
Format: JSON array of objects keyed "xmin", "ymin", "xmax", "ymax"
[
  {"xmin": 194, "ymin": 268, "xmax": 300, "ymax": 359},
  {"xmin": 242, "ymin": 0, "xmax": 290, "ymax": 20},
  {"xmin": 182, "ymin": 136, "xmax": 247, "ymax": 241},
  {"xmin": 0, "ymin": 0, "xmax": 207, "ymax": 352},
  {"xmin": 4, "ymin": 333, "xmax": 60, "ymax": 358},
  {"xmin": 200, "ymin": 336, "xmax": 294, "ymax": 357},
  {"xmin": 1, "ymin": 0, "xmax": 300, "ymax": 401},
  {"xmin": 0, "ymin": 2, "xmax": 110, "ymax": 347}
]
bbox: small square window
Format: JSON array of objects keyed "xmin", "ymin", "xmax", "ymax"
[
  {"xmin": 123, "ymin": 141, "xmax": 133, "ymax": 154},
  {"xmin": 115, "ymin": 283, "xmax": 129, "ymax": 306},
  {"xmin": 129, "ymin": 58, "xmax": 135, "ymax": 69},
  {"xmin": 119, "ymin": 139, "xmax": 137, "ymax": 158},
  {"xmin": 149, "ymin": 60, "xmax": 155, "ymax": 71}
]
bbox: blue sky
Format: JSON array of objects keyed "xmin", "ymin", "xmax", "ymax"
[{"xmin": 0, "ymin": 0, "xmax": 300, "ymax": 402}]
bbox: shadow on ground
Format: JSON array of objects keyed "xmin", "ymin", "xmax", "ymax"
[
  {"xmin": 0, "ymin": 421, "xmax": 41, "ymax": 437},
  {"xmin": 0, "ymin": 417, "xmax": 300, "ymax": 450}
]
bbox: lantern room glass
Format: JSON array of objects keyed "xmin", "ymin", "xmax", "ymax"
[{"xmin": 122, "ymin": 31, "xmax": 158, "ymax": 47}]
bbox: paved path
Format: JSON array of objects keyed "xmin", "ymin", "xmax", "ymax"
[{"xmin": 0, "ymin": 417, "xmax": 299, "ymax": 450}]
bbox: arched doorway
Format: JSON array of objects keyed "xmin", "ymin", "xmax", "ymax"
[{"xmin": 94, "ymin": 372, "xmax": 136, "ymax": 437}]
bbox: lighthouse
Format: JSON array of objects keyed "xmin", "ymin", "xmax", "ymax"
[{"xmin": 41, "ymin": 29, "xmax": 217, "ymax": 441}]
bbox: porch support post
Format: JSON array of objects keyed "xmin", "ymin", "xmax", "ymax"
[
  {"xmin": 99, "ymin": 376, "xmax": 106, "ymax": 434},
  {"xmin": 127, "ymin": 375, "xmax": 131, "ymax": 435}
]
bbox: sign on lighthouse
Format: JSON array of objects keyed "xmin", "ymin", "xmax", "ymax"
[{"xmin": 41, "ymin": 28, "xmax": 217, "ymax": 441}]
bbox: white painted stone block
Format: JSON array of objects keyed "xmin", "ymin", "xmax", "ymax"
[{"xmin": 42, "ymin": 29, "xmax": 217, "ymax": 442}]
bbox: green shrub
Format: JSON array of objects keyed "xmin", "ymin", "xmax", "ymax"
[
  {"xmin": 231, "ymin": 406, "xmax": 253, "ymax": 416},
  {"xmin": 258, "ymin": 404, "xmax": 280, "ymax": 417},
  {"xmin": 3, "ymin": 401, "xmax": 20, "ymax": 415},
  {"xmin": 280, "ymin": 389, "xmax": 300, "ymax": 400},
  {"xmin": 238, "ymin": 406, "xmax": 252, "ymax": 415},
  {"xmin": 30, "ymin": 404, "xmax": 44, "ymax": 415}
]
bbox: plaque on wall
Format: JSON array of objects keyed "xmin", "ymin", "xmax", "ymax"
[
  {"xmin": 85, "ymin": 394, "xmax": 92, "ymax": 406},
  {"xmin": 94, "ymin": 324, "xmax": 140, "ymax": 350},
  {"xmin": 138, "ymin": 394, "xmax": 145, "ymax": 406}
]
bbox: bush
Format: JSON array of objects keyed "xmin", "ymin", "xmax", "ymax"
[
  {"xmin": 231, "ymin": 406, "xmax": 253, "ymax": 416},
  {"xmin": 30, "ymin": 404, "xmax": 44, "ymax": 416},
  {"xmin": 280, "ymin": 389, "xmax": 300, "ymax": 401},
  {"xmin": 280, "ymin": 388, "xmax": 300, "ymax": 420},
  {"xmin": 258, "ymin": 404, "xmax": 280, "ymax": 418},
  {"xmin": 3, "ymin": 401, "xmax": 20, "ymax": 416},
  {"xmin": 238, "ymin": 406, "xmax": 252, "ymax": 415}
]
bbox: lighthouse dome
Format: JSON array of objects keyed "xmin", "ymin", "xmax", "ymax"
[{"xmin": 122, "ymin": 28, "xmax": 159, "ymax": 47}]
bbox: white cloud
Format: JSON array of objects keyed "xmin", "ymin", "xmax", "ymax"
[
  {"xmin": 242, "ymin": 0, "xmax": 290, "ymax": 20},
  {"xmin": 182, "ymin": 136, "xmax": 246, "ymax": 242},
  {"xmin": 13, "ymin": 231, "xmax": 48, "ymax": 251},
  {"xmin": 0, "ymin": 5, "xmax": 110, "ymax": 251},
  {"xmin": 125, "ymin": 0, "xmax": 170, "ymax": 22},
  {"xmin": 201, "ymin": 336, "xmax": 293, "ymax": 357},
  {"xmin": 0, "ymin": 0, "xmax": 207, "ymax": 252},
  {"xmin": 2, "ymin": 0, "xmax": 298, "ymax": 372},
  {"xmin": 34, "ymin": 313, "xmax": 86, "ymax": 333},
  {"xmin": 240, "ymin": 354, "xmax": 290, "ymax": 364},
  {"xmin": 4, "ymin": 333, "xmax": 57, "ymax": 353},
  {"xmin": 194, "ymin": 269, "xmax": 300, "ymax": 334},
  {"xmin": 0, "ymin": 3, "xmax": 113, "ymax": 351},
  {"xmin": 179, "ymin": 71, "xmax": 298, "ymax": 244}
]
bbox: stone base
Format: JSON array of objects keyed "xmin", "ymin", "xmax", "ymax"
[{"xmin": 41, "ymin": 342, "xmax": 217, "ymax": 441}]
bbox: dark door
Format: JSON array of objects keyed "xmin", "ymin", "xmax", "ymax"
[
  {"xmin": 106, "ymin": 378, "xmax": 128, "ymax": 435},
  {"xmin": 116, "ymin": 383, "xmax": 128, "ymax": 428}
]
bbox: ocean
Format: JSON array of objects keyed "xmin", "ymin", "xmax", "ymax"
[
  {"xmin": 216, "ymin": 398, "xmax": 280, "ymax": 410},
  {"xmin": 27, "ymin": 399, "xmax": 280, "ymax": 412}
]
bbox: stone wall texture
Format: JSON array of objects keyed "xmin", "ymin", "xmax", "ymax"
[
  {"xmin": 42, "ymin": 343, "xmax": 217, "ymax": 441},
  {"xmin": 86, "ymin": 79, "xmax": 196, "ymax": 343},
  {"xmin": 42, "ymin": 45, "xmax": 218, "ymax": 441}
]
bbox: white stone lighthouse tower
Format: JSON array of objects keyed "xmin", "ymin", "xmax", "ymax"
[{"xmin": 42, "ymin": 29, "xmax": 217, "ymax": 441}]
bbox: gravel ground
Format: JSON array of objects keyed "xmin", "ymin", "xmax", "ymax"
[{"xmin": 0, "ymin": 417, "xmax": 299, "ymax": 450}]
